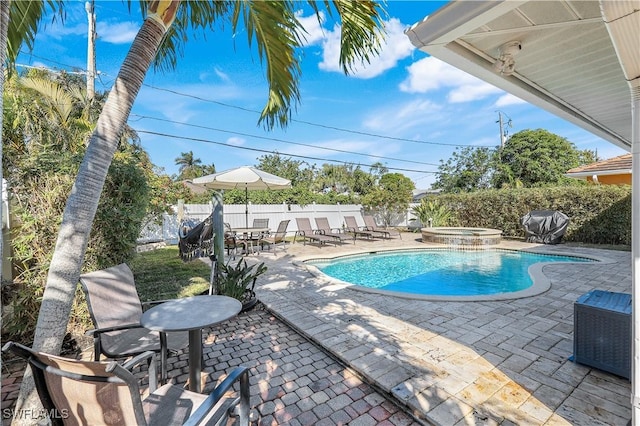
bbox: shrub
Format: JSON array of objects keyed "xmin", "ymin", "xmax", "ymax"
[{"xmin": 431, "ymin": 185, "xmax": 631, "ymax": 245}]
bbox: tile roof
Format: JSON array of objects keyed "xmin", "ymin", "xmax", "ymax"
[{"xmin": 566, "ymin": 153, "xmax": 631, "ymax": 175}]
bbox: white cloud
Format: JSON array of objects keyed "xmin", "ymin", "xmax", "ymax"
[
  {"xmin": 317, "ymin": 18, "xmax": 414, "ymax": 79},
  {"xmin": 448, "ymin": 83, "xmax": 501, "ymax": 103},
  {"xmin": 226, "ymin": 137, "xmax": 245, "ymax": 146},
  {"xmin": 495, "ymin": 93, "xmax": 526, "ymax": 107},
  {"xmin": 400, "ymin": 56, "xmax": 502, "ymax": 103},
  {"xmin": 363, "ymin": 99, "xmax": 442, "ymax": 133},
  {"xmin": 48, "ymin": 22, "xmax": 86, "ymax": 38},
  {"xmin": 213, "ymin": 67, "xmax": 231, "ymax": 83},
  {"xmin": 97, "ymin": 21, "xmax": 139, "ymax": 44},
  {"xmin": 297, "ymin": 10, "xmax": 326, "ymax": 46}
]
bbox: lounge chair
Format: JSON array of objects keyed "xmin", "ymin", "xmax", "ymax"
[
  {"xmin": 363, "ymin": 214, "xmax": 402, "ymax": 239},
  {"xmin": 295, "ymin": 218, "xmax": 339, "ymax": 246},
  {"xmin": 2, "ymin": 341, "xmax": 250, "ymax": 426},
  {"xmin": 79, "ymin": 263, "xmax": 189, "ymax": 382},
  {"xmin": 343, "ymin": 216, "xmax": 379, "ymax": 240},
  {"xmin": 259, "ymin": 219, "xmax": 290, "ymax": 253},
  {"xmin": 315, "ymin": 217, "xmax": 355, "ymax": 244}
]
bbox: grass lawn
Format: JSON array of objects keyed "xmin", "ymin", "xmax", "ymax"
[{"xmin": 129, "ymin": 246, "xmax": 211, "ymax": 302}]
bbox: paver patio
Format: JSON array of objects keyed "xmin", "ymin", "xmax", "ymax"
[
  {"xmin": 1, "ymin": 234, "xmax": 632, "ymax": 425},
  {"xmin": 254, "ymin": 235, "xmax": 632, "ymax": 425}
]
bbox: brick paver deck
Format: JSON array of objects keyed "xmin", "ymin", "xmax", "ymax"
[{"xmin": 2, "ymin": 235, "xmax": 633, "ymax": 425}]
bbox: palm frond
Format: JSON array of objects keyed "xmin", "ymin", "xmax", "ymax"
[
  {"xmin": 328, "ymin": 0, "xmax": 386, "ymax": 74},
  {"xmin": 151, "ymin": 0, "xmax": 230, "ymax": 73},
  {"xmin": 7, "ymin": 1, "xmax": 65, "ymax": 68},
  {"xmin": 236, "ymin": 0, "xmax": 303, "ymax": 129},
  {"xmin": 18, "ymin": 76, "xmax": 74, "ymax": 124}
]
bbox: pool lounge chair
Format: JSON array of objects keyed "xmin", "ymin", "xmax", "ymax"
[
  {"xmin": 363, "ymin": 214, "xmax": 402, "ymax": 239},
  {"xmin": 343, "ymin": 216, "xmax": 379, "ymax": 240},
  {"xmin": 315, "ymin": 217, "xmax": 355, "ymax": 244},
  {"xmin": 295, "ymin": 218, "xmax": 338, "ymax": 246}
]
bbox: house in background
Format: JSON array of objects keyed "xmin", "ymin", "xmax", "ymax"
[{"xmin": 566, "ymin": 153, "xmax": 632, "ymax": 185}]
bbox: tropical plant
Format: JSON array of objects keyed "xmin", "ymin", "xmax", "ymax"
[
  {"xmin": 10, "ymin": 0, "xmax": 386, "ymax": 416},
  {"xmin": 215, "ymin": 258, "xmax": 267, "ymax": 305},
  {"xmin": 411, "ymin": 198, "xmax": 453, "ymax": 228}
]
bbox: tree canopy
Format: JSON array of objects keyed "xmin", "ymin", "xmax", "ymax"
[
  {"xmin": 492, "ymin": 129, "xmax": 596, "ymax": 188},
  {"xmin": 434, "ymin": 129, "xmax": 597, "ymax": 192}
]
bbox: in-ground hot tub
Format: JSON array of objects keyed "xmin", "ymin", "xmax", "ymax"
[{"xmin": 421, "ymin": 227, "xmax": 502, "ymax": 246}]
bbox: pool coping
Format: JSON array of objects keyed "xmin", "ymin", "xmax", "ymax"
[{"xmin": 296, "ymin": 246, "xmax": 615, "ymax": 302}]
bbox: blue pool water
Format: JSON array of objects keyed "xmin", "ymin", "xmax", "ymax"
[{"xmin": 307, "ymin": 249, "xmax": 593, "ymax": 296}]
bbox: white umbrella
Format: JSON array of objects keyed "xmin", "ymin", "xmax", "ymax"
[{"xmin": 192, "ymin": 166, "xmax": 291, "ymax": 227}]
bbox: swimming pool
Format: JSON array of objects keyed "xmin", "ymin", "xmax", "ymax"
[{"xmin": 305, "ymin": 249, "xmax": 595, "ymax": 301}]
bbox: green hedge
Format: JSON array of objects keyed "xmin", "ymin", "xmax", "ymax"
[{"xmin": 435, "ymin": 185, "xmax": 631, "ymax": 245}]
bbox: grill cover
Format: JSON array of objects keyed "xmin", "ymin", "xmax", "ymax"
[{"xmin": 520, "ymin": 210, "xmax": 569, "ymax": 244}]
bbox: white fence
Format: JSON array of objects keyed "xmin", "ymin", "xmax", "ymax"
[{"xmin": 139, "ymin": 203, "xmax": 421, "ymax": 244}]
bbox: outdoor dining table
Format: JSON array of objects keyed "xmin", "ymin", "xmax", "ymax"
[
  {"xmin": 232, "ymin": 227, "xmax": 270, "ymax": 253},
  {"xmin": 140, "ymin": 295, "xmax": 242, "ymax": 392}
]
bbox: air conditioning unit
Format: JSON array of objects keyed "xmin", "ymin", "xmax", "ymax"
[{"xmin": 573, "ymin": 290, "xmax": 631, "ymax": 379}]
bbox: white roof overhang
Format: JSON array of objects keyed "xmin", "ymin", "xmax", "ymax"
[{"xmin": 406, "ymin": 0, "xmax": 640, "ymax": 151}]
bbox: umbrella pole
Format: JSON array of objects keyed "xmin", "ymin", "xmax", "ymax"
[{"xmin": 245, "ymin": 185, "xmax": 249, "ymax": 228}]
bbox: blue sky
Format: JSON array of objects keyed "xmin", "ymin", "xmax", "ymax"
[{"xmin": 17, "ymin": 0, "xmax": 627, "ymax": 189}]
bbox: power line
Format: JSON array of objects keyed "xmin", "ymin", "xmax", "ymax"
[
  {"xmin": 16, "ymin": 52, "xmax": 493, "ymax": 151},
  {"xmin": 135, "ymin": 129, "xmax": 441, "ymax": 175},
  {"xmin": 130, "ymin": 113, "xmax": 442, "ymax": 167},
  {"xmin": 143, "ymin": 83, "xmax": 494, "ymax": 148}
]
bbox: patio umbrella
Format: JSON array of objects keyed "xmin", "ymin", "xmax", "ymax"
[{"xmin": 192, "ymin": 166, "xmax": 291, "ymax": 227}]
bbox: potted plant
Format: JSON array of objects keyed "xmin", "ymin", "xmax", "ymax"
[{"xmin": 214, "ymin": 258, "xmax": 267, "ymax": 312}]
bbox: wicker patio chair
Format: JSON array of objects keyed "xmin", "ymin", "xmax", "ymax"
[
  {"xmin": 79, "ymin": 263, "xmax": 189, "ymax": 383},
  {"xmin": 2, "ymin": 341, "xmax": 250, "ymax": 426}
]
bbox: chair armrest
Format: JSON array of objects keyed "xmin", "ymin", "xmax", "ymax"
[
  {"xmin": 121, "ymin": 351, "xmax": 158, "ymax": 392},
  {"xmin": 141, "ymin": 299, "xmax": 173, "ymax": 310},
  {"xmin": 183, "ymin": 366, "xmax": 250, "ymax": 426},
  {"xmin": 86, "ymin": 322, "xmax": 144, "ymax": 336}
]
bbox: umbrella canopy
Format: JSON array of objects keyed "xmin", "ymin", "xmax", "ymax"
[{"xmin": 192, "ymin": 166, "xmax": 292, "ymax": 227}]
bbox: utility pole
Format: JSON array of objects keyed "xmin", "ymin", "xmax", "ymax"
[
  {"xmin": 86, "ymin": 1, "xmax": 96, "ymax": 100},
  {"xmin": 496, "ymin": 111, "xmax": 512, "ymax": 148}
]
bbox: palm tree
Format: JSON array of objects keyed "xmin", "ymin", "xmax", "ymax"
[
  {"xmin": 1, "ymin": 0, "xmax": 64, "ymax": 308},
  {"xmin": 175, "ymin": 150, "xmax": 203, "ymax": 179},
  {"xmin": 10, "ymin": 0, "xmax": 385, "ymax": 418}
]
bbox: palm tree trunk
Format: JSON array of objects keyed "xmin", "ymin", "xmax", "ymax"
[
  {"xmin": 0, "ymin": 0, "xmax": 9, "ymax": 391},
  {"xmin": 12, "ymin": 13, "xmax": 172, "ymax": 424}
]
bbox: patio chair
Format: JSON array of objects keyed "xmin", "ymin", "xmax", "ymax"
[
  {"xmin": 295, "ymin": 218, "xmax": 339, "ymax": 246},
  {"xmin": 224, "ymin": 222, "xmax": 248, "ymax": 259},
  {"xmin": 79, "ymin": 263, "xmax": 189, "ymax": 382},
  {"xmin": 343, "ymin": 216, "xmax": 378, "ymax": 240},
  {"xmin": 315, "ymin": 217, "xmax": 355, "ymax": 244},
  {"xmin": 2, "ymin": 341, "xmax": 250, "ymax": 426},
  {"xmin": 363, "ymin": 214, "xmax": 402, "ymax": 239},
  {"xmin": 259, "ymin": 219, "xmax": 290, "ymax": 253}
]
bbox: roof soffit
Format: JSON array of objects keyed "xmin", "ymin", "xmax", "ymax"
[{"xmin": 406, "ymin": 0, "xmax": 634, "ymax": 150}]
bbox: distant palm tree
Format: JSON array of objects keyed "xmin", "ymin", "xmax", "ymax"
[
  {"xmin": 175, "ymin": 150, "xmax": 202, "ymax": 177},
  {"xmin": 10, "ymin": 0, "xmax": 385, "ymax": 418}
]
